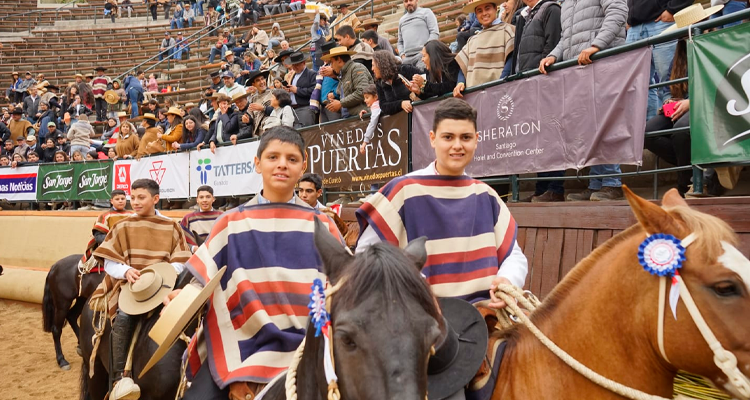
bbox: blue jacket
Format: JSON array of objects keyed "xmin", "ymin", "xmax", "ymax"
[
  {"xmin": 123, "ymin": 75, "xmax": 143, "ymax": 92},
  {"xmin": 180, "ymin": 127, "xmax": 207, "ymax": 150}
]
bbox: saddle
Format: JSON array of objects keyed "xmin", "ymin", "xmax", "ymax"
[{"xmin": 467, "ymin": 306, "xmax": 509, "ymax": 400}]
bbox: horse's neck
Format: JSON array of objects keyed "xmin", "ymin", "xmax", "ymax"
[
  {"xmin": 294, "ymin": 334, "xmax": 328, "ymax": 400},
  {"xmin": 496, "ymin": 236, "xmax": 676, "ymax": 399}
]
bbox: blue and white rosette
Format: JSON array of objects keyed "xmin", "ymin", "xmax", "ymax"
[
  {"xmin": 308, "ymin": 278, "xmax": 329, "ymax": 337},
  {"xmin": 638, "ymin": 233, "xmax": 686, "ymax": 276}
]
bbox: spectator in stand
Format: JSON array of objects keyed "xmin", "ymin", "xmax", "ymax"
[
  {"xmin": 55, "ymin": 134, "xmax": 71, "ymax": 155},
  {"xmin": 539, "ymin": 0, "xmax": 627, "ymax": 201},
  {"xmin": 104, "ymin": 0, "xmax": 118, "ymax": 23},
  {"xmin": 147, "ymin": 74, "xmax": 159, "ymax": 94},
  {"xmin": 171, "ymin": 3, "xmax": 185, "ymax": 28},
  {"xmin": 46, "ymin": 121, "xmax": 59, "ymax": 140},
  {"xmin": 711, "ymin": 0, "xmax": 747, "ymax": 27},
  {"xmin": 68, "ymin": 113, "xmax": 95, "ymax": 155},
  {"xmin": 206, "ymin": 71, "xmax": 224, "ymax": 94},
  {"xmin": 223, "ymin": 51, "xmax": 246, "ymax": 76},
  {"xmin": 245, "ymin": 70, "xmax": 273, "ymax": 136},
  {"xmin": 53, "ymin": 150, "xmax": 68, "ymax": 162},
  {"xmin": 1, "ymin": 140, "xmax": 14, "ymax": 158},
  {"xmin": 163, "ymin": 0, "xmax": 173, "ymax": 19},
  {"xmin": 450, "ymin": 14, "xmax": 468, "ymax": 52},
  {"xmin": 452, "ymin": 0, "xmax": 515, "ymax": 98},
  {"xmin": 627, "ymin": 0, "xmax": 692, "ymax": 120},
  {"xmin": 269, "ymin": 23, "xmax": 284, "ymax": 49},
  {"xmin": 25, "ymin": 135, "xmax": 38, "ymax": 157},
  {"xmin": 311, "ymin": 11, "xmax": 330, "ymax": 71},
  {"xmin": 233, "ymin": 92, "xmax": 255, "ymax": 140},
  {"xmin": 398, "ymin": 0, "xmax": 439, "ymax": 67},
  {"xmin": 0, "ymin": 119, "xmax": 10, "ymax": 142},
  {"xmin": 13, "ymin": 136, "xmax": 29, "ymax": 159},
  {"xmin": 243, "ymin": 52, "xmax": 262, "ymax": 73},
  {"xmin": 208, "ymin": 40, "xmax": 230, "ymax": 63},
  {"xmin": 183, "ymin": 3, "xmax": 196, "ymax": 26},
  {"xmin": 263, "ymin": 0, "xmax": 287, "ymax": 15},
  {"xmin": 322, "ymin": 46, "xmax": 373, "ymax": 117},
  {"xmin": 280, "ymin": 40, "xmax": 290, "ymax": 51},
  {"xmin": 71, "ymin": 150, "xmax": 84, "ymax": 162},
  {"xmin": 149, "ymin": 0, "xmax": 158, "ymax": 20},
  {"xmin": 160, "ymin": 32, "xmax": 176, "ymax": 61},
  {"xmin": 157, "ymin": 108, "xmax": 169, "ymax": 131},
  {"xmin": 11, "ymin": 153, "xmax": 26, "ymax": 166},
  {"xmin": 123, "ymin": 72, "xmax": 144, "ymax": 119},
  {"xmin": 501, "ymin": 0, "xmax": 524, "ymax": 24},
  {"xmin": 372, "ymin": 50, "xmax": 419, "ymax": 115},
  {"xmin": 174, "ymin": 32, "xmax": 191, "ymax": 60},
  {"xmin": 283, "ymin": 51, "xmax": 317, "ymax": 126},
  {"xmin": 16, "ymin": 72, "xmax": 35, "ymax": 101},
  {"xmin": 330, "ymin": 4, "xmax": 361, "ymax": 35},
  {"xmin": 121, "ymin": 0, "xmax": 134, "ymax": 18},
  {"xmin": 23, "ymin": 86, "xmax": 41, "ymax": 124},
  {"xmin": 335, "ymin": 25, "xmax": 374, "ymax": 72},
  {"xmin": 0, "ymin": 154, "xmax": 10, "ymax": 166},
  {"xmin": 68, "ymin": 94, "xmax": 91, "ymax": 118},
  {"xmin": 174, "ymin": 115, "xmax": 207, "ymax": 150},
  {"xmin": 115, "ymin": 121, "xmax": 139, "ymax": 159},
  {"xmin": 218, "ymin": 71, "xmax": 247, "ymax": 98},
  {"xmin": 358, "ymin": 84, "xmax": 380, "ymax": 154},
  {"xmin": 136, "ymin": 113, "xmax": 161, "ymax": 158},
  {"xmin": 409, "ymin": 40, "xmax": 459, "ymax": 99},
  {"xmin": 8, "ymin": 109, "xmax": 33, "ymax": 143},
  {"xmin": 7, "ymin": 72, "xmax": 22, "ymax": 103},
  {"xmin": 41, "ymin": 137, "xmax": 57, "ymax": 162},
  {"xmin": 92, "ymin": 67, "xmax": 112, "ymax": 122},
  {"xmin": 289, "ymin": 0, "xmax": 304, "ymax": 11},
  {"xmin": 103, "ymin": 117, "xmax": 119, "ymax": 141},
  {"xmin": 361, "ymin": 19, "xmax": 395, "ymax": 54},
  {"xmin": 156, "ymin": 107, "xmax": 184, "ymax": 150},
  {"xmin": 209, "ymin": 94, "xmax": 239, "ymax": 151},
  {"xmin": 239, "ymin": 0, "xmax": 258, "ymax": 26},
  {"xmin": 36, "ymin": 102, "xmax": 55, "ymax": 140},
  {"xmin": 262, "ymin": 89, "xmax": 296, "ymax": 131}
]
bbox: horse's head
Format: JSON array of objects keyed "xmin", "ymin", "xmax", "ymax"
[
  {"xmin": 625, "ymin": 187, "xmax": 750, "ymax": 398},
  {"xmin": 313, "ymin": 219, "xmax": 443, "ymax": 400}
]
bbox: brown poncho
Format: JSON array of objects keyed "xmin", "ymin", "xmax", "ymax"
[{"xmin": 456, "ymin": 22, "xmax": 515, "ymax": 88}]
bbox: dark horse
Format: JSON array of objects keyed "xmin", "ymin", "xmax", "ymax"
[
  {"xmin": 78, "ymin": 269, "xmax": 197, "ymax": 400},
  {"xmin": 260, "ymin": 219, "xmax": 444, "ymax": 400},
  {"xmin": 42, "ymin": 254, "xmax": 105, "ymax": 370}
]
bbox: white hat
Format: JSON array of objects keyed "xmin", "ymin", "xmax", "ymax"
[
  {"xmin": 118, "ymin": 263, "xmax": 177, "ymax": 315},
  {"xmin": 661, "ymin": 4, "xmax": 724, "ymax": 34}
]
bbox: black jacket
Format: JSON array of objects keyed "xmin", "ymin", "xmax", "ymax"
[
  {"xmin": 288, "ymin": 68, "xmax": 317, "ymax": 106},
  {"xmin": 627, "ymin": 0, "xmax": 693, "ymax": 26},
  {"xmin": 23, "ymin": 95, "xmax": 40, "ymax": 118},
  {"xmin": 0, "ymin": 121, "xmax": 10, "ymax": 142},
  {"xmin": 235, "ymin": 104, "xmax": 255, "ymax": 140},
  {"xmin": 209, "ymin": 109, "xmax": 239, "ymax": 144},
  {"xmin": 513, "ymin": 0, "xmax": 562, "ymax": 73},
  {"xmin": 42, "ymin": 146, "xmax": 57, "ymax": 162},
  {"xmin": 421, "ymin": 61, "xmax": 458, "ymax": 99},
  {"xmin": 377, "ymin": 64, "xmax": 422, "ymax": 116}
]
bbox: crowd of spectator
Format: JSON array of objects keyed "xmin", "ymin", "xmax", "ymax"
[{"xmin": 1, "ymin": 0, "xmax": 749, "ymax": 210}]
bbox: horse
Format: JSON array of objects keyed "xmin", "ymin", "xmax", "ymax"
[
  {"xmin": 491, "ymin": 187, "xmax": 750, "ymax": 399},
  {"xmin": 42, "ymin": 254, "xmax": 105, "ymax": 370},
  {"xmin": 244, "ymin": 219, "xmax": 444, "ymax": 400}
]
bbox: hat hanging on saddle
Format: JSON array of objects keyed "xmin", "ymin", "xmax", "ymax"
[
  {"xmin": 661, "ymin": 3, "xmax": 724, "ymax": 34},
  {"xmin": 427, "ymin": 297, "xmax": 489, "ymax": 400},
  {"xmin": 104, "ymin": 90, "xmax": 121, "ymax": 105},
  {"xmin": 139, "ymin": 267, "xmax": 227, "ymax": 378},
  {"xmin": 119, "ymin": 263, "xmax": 177, "ymax": 315}
]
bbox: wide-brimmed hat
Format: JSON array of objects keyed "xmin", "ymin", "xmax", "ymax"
[
  {"xmin": 184, "ymin": 102, "xmax": 196, "ymax": 108},
  {"xmin": 224, "ymin": 50, "xmax": 235, "ymax": 58},
  {"xmin": 11, "ymin": 71, "xmax": 19, "ymax": 76},
  {"xmin": 117, "ymin": 111, "xmax": 128, "ymax": 118},
  {"xmin": 274, "ymin": 49, "xmax": 295, "ymax": 63},
  {"xmin": 287, "ymin": 51, "xmax": 309, "ymax": 65},
  {"xmin": 166, "ymin": 106, "xmax": 183, "ymax": 117},
  {"xmin": 104, "ymin": 90, "xmax": 121, "ymax": 105},
  {"xmin": 142, "ymin": 113, "xmax": 158, "ymax": 121},
  {"xmin": 245, "ymin": 69, "xmax": 270, "ymax": 84},
  {"xmin": 118, "ymin": 263, "xmax": 177, "ymax": 315},
  {"xmin": 47, "ymin": 84, "xmax": 59, "ymax": 91},
  {"xmin": 94, "ymin": 66, "xmax": 108, "ymax": 72},
  {"xmin": 321, "ymin": 40, "xmax": 338, "ymax": 55},
  {"xmin": 662, "ymin": 3, "xmax": 724, "ymax": 34},
  {"xmin": 462, "ymin": 0, "xmax": 505, "ymax": 14},
  {"xmin": 140, "ymin": 267, "xmax": 227, "ymax": 378},
  {"xmin": 208, "ymin": 71, "xmax": 221, "ymax": 79},
  {"xmin": 11, "ymin": 109, "xmax": 23, "ymax": 115},
  {"xmin": 321, "ymin": 46, "xmax": 357, "ymax": 61},
  {"xmin": 337, "ymin": 3, "xmax": 349, "ymax": 8},
  {"xmin": 360, "ymin": 18, "xmax": 382, "ymax": 29},
  {"xmin": 232, "ymin": 91, "xmax": 251, "ymax": 103},
  {"xmin": 427, "ymin": 297, "xmax": 488, "ymax": 400},
  {"xmin": 85, "ymin": 72, "xmax": 95, "ymax": 78},
  {"xmin": 75, "ymin": 73, "xmax": 84, "ymax": 79}
]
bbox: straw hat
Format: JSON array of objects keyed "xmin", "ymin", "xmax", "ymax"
[
  {"xmin": 104, "ymin": 90, "xmax": 121, "ymax": 105},
  {"xmin": 462, "ymin": 0, "xmax": 505, "ymax": 14},
  {"xmin": 231, "ymin": 91, "xmax": 251, "ymax": 103},
  {"xmin": 321, "ymin": 46, "xmax": 357, "ymax": 61},
  {"xmin": 142, "ymin": 113, "xmax": 158, "ymax": 121},
  {"xmin": 662, "ymin": 4, "xmax": 724, "ymax": 34},
  {"xmin": 166, "ymin": 106, "xmax": 183, "ymax": 117},
  {"xmin": 75, "ymin": 73, "xmax": 84, "ymax": 79},
  {"xmin": 184, "ymin": 102, "xmax": 196, "ymax": 109},
  {"xmin": 139, "ymin": 267, "xmax": 227, "ymax": 378},
  {"xmin": 117, "ymin": 111, "xmax": 128, "ymax": 118},
  {"xmin": 360, "ymin": 18, "xmax": 383, "ymax": 29},
  {"xmin": 118, "ymin": 263, "xmax": 177, "ymax": 315},
  {"xmin": 224, "ymin": 50, "xmax": 235, "ymax": 58}
]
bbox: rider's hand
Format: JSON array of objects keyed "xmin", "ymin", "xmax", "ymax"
[
  {"xmin": 488, "ymin": 277, "xmax": 512, "ymax": 309},
  {"xmin": 162, "ymin": 289, "xmax": 182, "ymax": 310},
  {"xmin": 124, "ymin": 268, "xmax": 141, "ymax": 284}
]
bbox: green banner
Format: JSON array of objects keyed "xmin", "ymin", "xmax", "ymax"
[
  {"xmin": 37, "ymin": 161, "xmax": 113, "ymax": 201},
  {"xmin": 689, "ymin": 23, "xmax": 750, "ymax": 164}
]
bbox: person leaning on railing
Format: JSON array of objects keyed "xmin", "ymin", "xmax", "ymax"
[{"xmin": 408, "ymin": 40, "xmax": 460, "ymax": 100}]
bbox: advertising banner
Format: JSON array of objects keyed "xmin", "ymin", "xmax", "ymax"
[
  {"xmin": 301, "ymin": 113, "xmax": 408, "ymax": 188},
  {"xmin": 127, "ymin": 153, "xmax": 190, "ymax": 199},
  {"xmin": 689, "ymin": 23, "xmax": 750, "ymax": 163},
  {"xmin": 189, "ymin": 141, "xmax": 263, "ymax": 197},
  {"xmin": 37, "ymin": 162, "xmax": 112, "ymax": 201},
  {"xmin": 411, "ymin": 48, "xmax": 651, "ymax": 177},
  {"xmin": 0, "ymin": 166, "xmax": 38, "ymax": 201}
]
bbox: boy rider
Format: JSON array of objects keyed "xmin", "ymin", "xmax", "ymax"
[{"xmin": 180, "ymin": 185, "xmax": 223, "ymax": 253}]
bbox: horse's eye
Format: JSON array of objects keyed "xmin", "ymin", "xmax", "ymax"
[
  {"xmin": 713, "ymin": 282, "xmax": 741, "ymax": 297},
  {"xmin": 341, "ymin": 335, "xmax": 357, "ymax": 351}
]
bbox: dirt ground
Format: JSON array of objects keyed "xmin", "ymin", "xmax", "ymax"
[{"xmin": 0, "ymin": 300, "xmax": 80, "ymax": 400}]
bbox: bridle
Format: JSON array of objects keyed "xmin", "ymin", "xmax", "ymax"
[{"xmin": 654, "ymin": 233, "xmax": 750, "ymax": 398}]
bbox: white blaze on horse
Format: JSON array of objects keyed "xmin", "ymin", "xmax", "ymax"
[{"xmin": 490, "ymin": 187, "xmax": 750, "ymax": 400}]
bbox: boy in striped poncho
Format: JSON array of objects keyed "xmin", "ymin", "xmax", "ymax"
[
  {"xmin": 356, "ymin": 98, "xmax": 528, "ymax": 307},
  {"xmin": 179, "ymin": 185, "xmax": 223, "ymax": 253},
  {"xmin": 168, "ymin": 127, "xmax": 345, "ymax": 400},
  {"xmin": 79, "ymin": 189, "xmax": 133, "ymax": 273}
]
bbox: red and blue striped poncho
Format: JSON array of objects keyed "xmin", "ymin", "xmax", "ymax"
[
  {"xmin": 356, "ymin": 175, "xmax": 518, "ymax": 302},
  {"xmin": 184, "ymin": 199, "xmax": 344, "ymax": 388},
  {"xmin": 180, "ymin": 209, "xmax": 224, "ymax": 247}
]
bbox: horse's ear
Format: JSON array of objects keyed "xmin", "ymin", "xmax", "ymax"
[
  {"xmin": 404, "ymin": 236, "xmax": 428, "ymax": 272},
  {"xmin": 662, "ymin": 188, "xmax": 688, "ymax": 209},
  {"xmin": 623, "ymin": 185, "xmax": 683, "ymax": 235},
  {"xmin": 313, "ymin": 217, "xmax": 351, "ymax": 284}
]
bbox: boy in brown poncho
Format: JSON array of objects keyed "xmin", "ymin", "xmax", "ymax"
[{"xmin": 91, "ymin": 178, "xmax": 191, "ymax": 400}]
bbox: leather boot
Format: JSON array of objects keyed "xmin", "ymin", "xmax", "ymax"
[{"xmin": 111, "ymin": 310, "xmax": 141, "ymax": 400}]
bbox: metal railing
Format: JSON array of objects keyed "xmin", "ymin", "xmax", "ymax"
[
  {"xmin": 0, "ymin": 0, "xmax": 82, "ymax": 32},
  {"xmin": 411, "ymin": 8, "xmax": 750, "ymax": 201}
]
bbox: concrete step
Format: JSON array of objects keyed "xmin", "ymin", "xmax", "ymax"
[{"xmin": 32, "ymin": 14, "xmax": 169, "ymax": 31}]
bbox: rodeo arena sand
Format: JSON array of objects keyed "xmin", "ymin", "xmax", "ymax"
[{"xmin": 0, "ymin": 300, "xmax": 79, "ymax": 399}]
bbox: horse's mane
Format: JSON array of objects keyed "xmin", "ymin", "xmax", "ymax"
[
  {"xmin": 335, "ymin": 243, "xmax": 443, "ymax": 327},
  {"xmin": 502, "ymin": 203, "xmax": 737, "ymax": 340}
]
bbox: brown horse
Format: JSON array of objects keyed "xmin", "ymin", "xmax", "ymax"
[
  {"xmin": 491, "ymin": 188, "xmax": 750, "ymax": 399},
  {"xmin": 42, "ymin": 254, "xmax": 105, "ymax": 370}
]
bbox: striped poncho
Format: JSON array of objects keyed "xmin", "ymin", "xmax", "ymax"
[
  {"xmin": 180, "ymin": 210, "xmax": 224, "ymax": 247},
  {"xmin": 455, "ymin": 22, "xmax": 515, "ymax": 88},
  {"xmin": 184, "ymin": 199, "xmax": 344, "ymax": 388},
  {"xmin": 80, "ymin": 209, "xmax": 134, "ymax": 268},
  {"xmin": 356, "ymin": 175, "xmax": 518, "ymax": 302}
]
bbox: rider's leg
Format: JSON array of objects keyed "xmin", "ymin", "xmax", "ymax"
[{"xmin": 111, "ymin": 309, "xmax": 141, "ymax": 400}]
